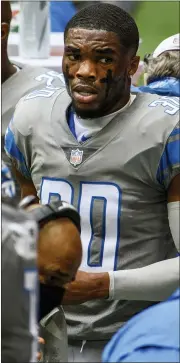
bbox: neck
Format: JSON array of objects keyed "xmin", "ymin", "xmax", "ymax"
[
  {"xmin": 107, "ymin": 92, "xmax": 131, "ymax": 116},
  {"xmin": 1, "ymin": 54, "xmax": 17, "ymax": 84}
]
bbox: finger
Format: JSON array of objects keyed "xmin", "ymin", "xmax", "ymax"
[
  {"xmin": 37, "ymin": 351, "xmax": 42, "ymax": 361},
  {"xmin": 38, "ymin": 337, "xmax": 45, "ymax": 345}
]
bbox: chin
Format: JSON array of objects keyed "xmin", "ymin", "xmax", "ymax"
[{"xmin": 72, "ymin": 101, "xmax": 104, "ymax": 119}]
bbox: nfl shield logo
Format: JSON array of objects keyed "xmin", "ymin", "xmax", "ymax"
[{"xmin": 70, "ymin": 149, "xmax": 83, "ymax": 166}]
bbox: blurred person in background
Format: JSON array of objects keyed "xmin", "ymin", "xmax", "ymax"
[
  {"xmin": 103, "ymin": 288, "xmax": 180, "ymax": 363},
  {"xmin": 135, "ymin": 34, "xmax": 180, "ymax": 96},
  {"xmin": 1, "ymin": 0, "xmax": 64, "ymax": 187},
  {"xmin": 50, "ymin": 1, "xmax": 76, "ymax": 32}
]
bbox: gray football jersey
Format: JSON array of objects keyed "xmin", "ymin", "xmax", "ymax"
[
  {"xmin": 5, "ymin": 88, "xmax": 180, "ymax": 340},
  {"xmin": 2, "ymin": 201, "xmax": 38, "ymax": 362}
]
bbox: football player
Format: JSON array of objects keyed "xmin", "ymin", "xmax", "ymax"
[{"xmin": 5, "ymin": 3, "xmax": 180, "ymax": 362}]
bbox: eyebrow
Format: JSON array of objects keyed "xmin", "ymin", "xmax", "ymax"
[
  {"xmin": 94, "ymin": 48, "xmax": 116, "ymax": 55},
  {"xmin": 65, "ymin": 46, "xmax": 81, "ymax": 53},
  {"xmin": 65, "ymin": 46, "xmax": 116, "ymax": 55}
]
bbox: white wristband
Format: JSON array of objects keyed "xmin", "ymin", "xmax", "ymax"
[{"xmin": 108, "ymin": 257, "xmax": 179, "ymax": 301}]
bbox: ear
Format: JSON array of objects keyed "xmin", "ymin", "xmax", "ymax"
[
  {"xmin": 1, "ymin": 22, "xmax": 10, "ymax": 41},
  {"xmin": 128, "ymin": 55, "xmax": 140, "ymax": 76}
]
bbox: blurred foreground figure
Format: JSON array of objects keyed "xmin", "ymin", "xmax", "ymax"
[
  {"xmin": 103, "ymin": 288, "xmax": 180, "ymax": 362},
  {"xmin": 2, "ymin": 162, "xmax": 82, "ymax": 362},
  {"xmin": 1, "ymin": 161, "xmax": 38, "ymax": 362}
]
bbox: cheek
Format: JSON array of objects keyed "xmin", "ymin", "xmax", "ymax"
[{"xmin": 63, "ymin": 58, "xmax": 79, "ymax": 79}]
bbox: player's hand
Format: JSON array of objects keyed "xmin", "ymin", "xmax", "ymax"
[
  {"xmin": 37, "ymin": 337, "xmax": 45, "ymax": 361},
  {"xmin": 62, "ymin": 270, "xmax": 109, "ymax": 304}
]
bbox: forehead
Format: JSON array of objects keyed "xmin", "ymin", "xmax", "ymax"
[{"xmin": 65, "ymin": 28, "xmax": 121, "ymax": 50}]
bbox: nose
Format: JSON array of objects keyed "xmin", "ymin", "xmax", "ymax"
[{"xmin": 76, "ymin": 60, "xmax": 96, "ymax": 81}]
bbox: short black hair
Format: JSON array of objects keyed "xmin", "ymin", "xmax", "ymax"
[{"xmin": 64, "ymin": 3, "xmax": 139, "ymax": 55}]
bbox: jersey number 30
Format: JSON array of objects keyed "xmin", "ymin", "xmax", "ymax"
[{"xmin": 41, "ymin": 178, "xmax": 122, "ymax": 272}]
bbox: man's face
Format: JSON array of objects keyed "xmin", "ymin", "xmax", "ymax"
[{"xmin": 63, "ymin": 28, "xmax": 139, "ymax": 118}]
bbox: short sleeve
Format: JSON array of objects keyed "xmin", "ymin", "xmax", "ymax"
[{"xmin": 4, "ymin": 117, "xmax": 31, "ymax": 179}]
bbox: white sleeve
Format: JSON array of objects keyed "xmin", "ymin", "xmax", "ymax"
[
  {"xmin": 168, "ymin": 201, "xmax": 180, "ymax": 253},
  {"xmin": 108, "ymin": 201, "xmax": 180, "ymax": 302},
  {"xmin": 108, "ymin": 257, "xmax": 179, "ymax": 301}
]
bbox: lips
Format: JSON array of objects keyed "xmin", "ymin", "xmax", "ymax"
[{"xmin": 72, "ymin": 85, "xmax": 98, "ymax": 104}]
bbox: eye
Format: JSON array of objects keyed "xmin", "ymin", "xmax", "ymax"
[
  {"xmin": 99, "ymin": 58, "xmax": 113, "ymax": 64},
  {"xmin": 67, "ymin": 54, "xmax": 81, "ymax": 61}
]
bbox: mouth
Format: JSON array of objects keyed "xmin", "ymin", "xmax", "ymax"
[{"xmin": 72, "ymin": 85, "xmax": 98, "ymax": 104}]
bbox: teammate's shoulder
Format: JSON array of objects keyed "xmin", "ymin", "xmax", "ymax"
[
  {"xmin": 21, "ymin": 65, "xmax": 66, "ymax": 86},
  {"xmin": 137, "ymin": 93, "xmax": 179, "ymax": 118},
  {"xmin": 20, "ymin": 69, "xmax": 67, "ymax": 103},
  {"xmin": 135, "ymin": 93, "xmax": 179, "ymax": 141},
  {"xmin": 12, "ymin": 85, "xmax": 69, "ymax": 135}
]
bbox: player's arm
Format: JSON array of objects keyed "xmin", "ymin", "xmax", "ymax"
[{"xmin": 104, "ymin": 172, "xmax": 180, "ymax": 302}]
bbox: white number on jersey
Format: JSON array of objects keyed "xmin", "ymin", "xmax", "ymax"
[
  {"xmin": 41, "ymin": 178, "xmax": 122, "ymax": 272},
  {"xmin": 149, "ymin": 96, "xmax": 179, "ymax": 115},
  {"xmin": 25, "ymin": 71, "xmax": 64, "ymax": 100},
  {"xmin": 35, "ymin": 71, "xmax": 64, "ymax": 89}
]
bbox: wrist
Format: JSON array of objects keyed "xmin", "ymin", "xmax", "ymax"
[{"xmin": 90, "ymin": 272, "xmax": 110, "ymax": 299}]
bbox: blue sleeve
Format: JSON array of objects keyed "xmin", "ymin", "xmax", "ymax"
[
  {"xmin": 156, "ymin": 121, "xmax": 180, "ymax": 188},
  {"xmin": 4, "ymin": 124, "xmax": 31, "ymax": 179},
  {"xmin": 103, "ymin": 337, "xmax": 179, "ymax": 363},
  {"xmin": 119, "ymin": 347, "xmax": 180, "ymax": 363}
]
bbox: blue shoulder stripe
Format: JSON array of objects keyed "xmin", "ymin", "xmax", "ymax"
[
  {"xmin": 4, "ymin": 126, "xmax": 31, "ymax": 178},
  {"xmin": 170, "ymin": 127, "xmax": 180, "ymax": 137},
  {"xmin": 157, "ymin": 126, "xmax": 180, "ymax": 185}
]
